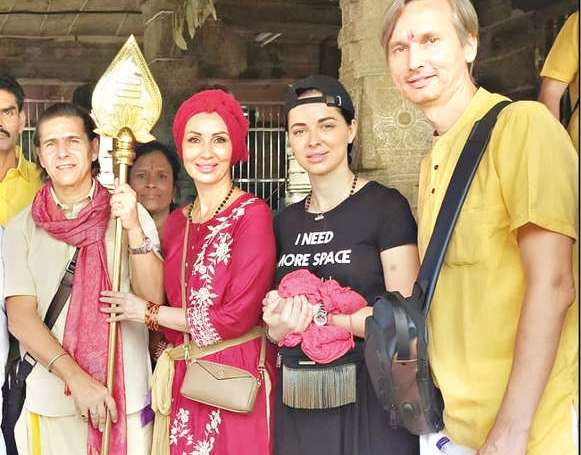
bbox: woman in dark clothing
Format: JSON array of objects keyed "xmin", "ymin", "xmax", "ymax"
[{"xmin": 262, "ymin": 75, "xmax": 420, "ymax": 455}]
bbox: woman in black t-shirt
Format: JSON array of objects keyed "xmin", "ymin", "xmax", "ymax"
[{"xmin": 262, "ymin": 75, "xmax": 420, "ymax": 455}]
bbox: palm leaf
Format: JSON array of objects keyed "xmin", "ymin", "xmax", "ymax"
[
  {"xmin": 173, "ymin": 7, "xmax": 188, "ymax": 51},
  {"xmin": 173, "ymin": 0, "xmax": 218, "ymax": 49}
]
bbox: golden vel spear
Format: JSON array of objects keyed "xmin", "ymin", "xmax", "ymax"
[{"xmin": 91, "ymin": 35, "xmax": 162, "ymax": 455}]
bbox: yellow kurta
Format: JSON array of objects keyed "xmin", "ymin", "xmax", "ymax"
[
  {"xmin": 540, "ymin": 11, "xmax": 579, "ymax": 152},
  {"xmin": 417, "ymin": 88, "xmax": 578, "ymax": 454},
  {"xmin": 0, "ymin": 146, "xmax": 42, "ymax": 226}
]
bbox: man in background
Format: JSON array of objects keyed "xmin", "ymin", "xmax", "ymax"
[
  {"xmin": 0, "ymin": 75, "xmax": 42, "ymax": 226},
  {"xmin": 538, "ymin": 11, "xmax": 579, "ymax": 152}
]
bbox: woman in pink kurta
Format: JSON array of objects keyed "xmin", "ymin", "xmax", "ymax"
[
  {"xmin": 100, "ymin": 88, "xmax": 276, "ymax": 455},
  {"xmin": 161, "ymin": 192, "xmax": 276, "ymax": 454}
]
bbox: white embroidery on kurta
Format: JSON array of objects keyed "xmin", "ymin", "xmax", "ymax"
[
  {"xmin": 170, "ymin": 407, "xmax": 222, "ymax": 454},
  {"xmin": 186, "ymin": 199, "xmax": 257, "ymax": 346}
]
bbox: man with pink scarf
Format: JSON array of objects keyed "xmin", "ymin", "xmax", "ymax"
[{"xmin": 3, "ymin": 102, "xmax": 164, "ymax": 455}]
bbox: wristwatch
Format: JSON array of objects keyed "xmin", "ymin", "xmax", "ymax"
[
  {"xmin": 313, "ymin": 304, "xmax": 328, "ymax": 326},
  {"xmin": 129, "ymin": 236, "xmax": 153, "ymax": 255}
]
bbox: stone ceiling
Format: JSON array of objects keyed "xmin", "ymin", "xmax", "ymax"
[
  {"xmin": 0, "ymin": 0, "xmax": 341, "ymax": 45},
  {"xmin": 0, "ymin": 0, "xmax": 572, "ymax": 97}
]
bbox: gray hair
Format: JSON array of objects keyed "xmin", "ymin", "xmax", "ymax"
[{"xmin": 380, "ymin": 0, "xmax": 479, "ymax": 52}]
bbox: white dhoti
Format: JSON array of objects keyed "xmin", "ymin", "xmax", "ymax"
[{"xmin": 14, "ymin": 409, "xmax": 152, "ymax": 455}]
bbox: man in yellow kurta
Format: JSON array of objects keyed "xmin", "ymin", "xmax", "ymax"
[
  {"xmin": 381, "ymin": 0, "xmax": 578, "ymax": 454},
  {"xmin": 538, "ymin": 11, "xmax": 579, "ymax": 152},
  {"xmin": 0, "ymin": 75, "xmax": 42, "ymax": 226}
]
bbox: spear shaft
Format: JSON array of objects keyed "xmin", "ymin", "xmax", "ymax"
[{"xmin": 102, "ymin": 128, "xmax": 135, "ymax": 455}]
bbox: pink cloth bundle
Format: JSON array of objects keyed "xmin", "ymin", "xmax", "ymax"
[{"xmin": 277, "ymin": 269, "xmax": 367, "ymax": 363}]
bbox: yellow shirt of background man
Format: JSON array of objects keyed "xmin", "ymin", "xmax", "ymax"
[
  {"xmin": 0, "ymin": 146, "xmax": 42, "ymax": 226},
  {"xmin": 540, "ymin": 11, "xmax": 579, "ymax": 152},
  {"xmin": 417, "ymin": 88, "xmax": 578, "ymax": 455}
]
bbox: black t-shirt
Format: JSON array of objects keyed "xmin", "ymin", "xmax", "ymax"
[{"xmin": 275, "ymin": 181, "xmax": 417, "ymax": 305}]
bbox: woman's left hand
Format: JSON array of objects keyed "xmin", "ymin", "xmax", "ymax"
[
  {"xmin": 100, "ymin": 291, "xmax": 147, "ymax": 324},
  {"xmin": 110, "ymin": 179, "xmax": 140, "ymax": 232}
]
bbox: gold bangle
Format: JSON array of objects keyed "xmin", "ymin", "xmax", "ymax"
[{"xmin": 47, "ymin": 352, "xmax": 68, "ymax": 373}]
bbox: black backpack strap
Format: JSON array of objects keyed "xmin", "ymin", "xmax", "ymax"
[
  {"xmin": 393, "ymin": 306, "xmax": 411, "ymax": 361},
  {"xmin": 418, "ymin": 100, "xmax": 511, "ymax": 315},
  {"xmin": 571, "ymin": 97, "xmax": 579, "ymax": 116}
]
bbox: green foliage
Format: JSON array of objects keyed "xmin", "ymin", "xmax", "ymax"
[{"xmin": 173, "ymin": 0, "xmax": 218, "ymax": 50}]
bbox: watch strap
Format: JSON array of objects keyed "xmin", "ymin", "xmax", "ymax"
[{"xmin": 129, "ymin": 236, "xmax": 152, "ymax": 255}]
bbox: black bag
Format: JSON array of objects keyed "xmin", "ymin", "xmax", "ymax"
[
  {"xmin": 365, "ymin": 282, "xmax": 443, "ymax": 434},
  {"xmin": 1, "ymin": 354, "xmax": 34, "ymax": 453},
  {"xmin": 364, "ymin": 101, "xmax": 510, "ymax": 435},
  {"xmin": 1, "ymin": 248, "xmax": 78, "ymax": 454}
]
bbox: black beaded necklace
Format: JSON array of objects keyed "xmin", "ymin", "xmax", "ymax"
[
  {"xmin": 305, "ymin": 173, "xmax": 358, "ymax": 221},
  {"xmin": 188, "ymin": 182, "xmax": 236, "ymax": 222}
]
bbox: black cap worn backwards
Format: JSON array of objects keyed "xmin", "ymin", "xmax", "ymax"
[{"xmin": 284, "ymin": 75, "xmax": 355, "ymax": 119}]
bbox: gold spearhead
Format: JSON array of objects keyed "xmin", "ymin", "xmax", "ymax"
[{"xmin": 91, "ymin": 35, "xmax": 162, "ymax": 145}]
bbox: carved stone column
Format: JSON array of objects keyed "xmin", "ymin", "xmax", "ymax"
[{"xmin": 338, "ymin": 0, "xmax": 432, "ymax": 211}]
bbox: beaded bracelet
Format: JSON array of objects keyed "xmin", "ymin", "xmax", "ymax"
[
  {"xmin": 145, "ymin": 301, "xmax": 161, "ymax": 331},
  {"xmin": 265, "ymin": 328, "xmax": 279, "ymax": 345},
  {"xmin": 152, "ymin": 339, "xmax": 169, "ymax": 361}
]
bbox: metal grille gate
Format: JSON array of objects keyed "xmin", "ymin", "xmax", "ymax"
[{"xmin": 235, "ymin": 102, "xmax": 287, "ymax": 213}]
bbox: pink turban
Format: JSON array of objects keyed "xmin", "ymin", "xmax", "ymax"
[{"xmin": 172, "ymin": 89, "xmax": 250, "ymax": 165}]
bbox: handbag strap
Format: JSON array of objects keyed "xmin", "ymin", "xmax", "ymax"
[
  {"xmin": 179, "ymin": 208, "xmax": 266, "ymax": 366},
  {"xmin": 170, "ymin": 326, "xmax": 265, "ymax": 361},
  {"xmin": 23, "ymin": 247, "xmax": 80, "ymax": 366},
  {"xmin": 418, "ymin": 100, "xmax": 511, "ymax": 316},
  {"xmin": 181, "ymin": 209, "xmax": 191, "ymax": 345}
]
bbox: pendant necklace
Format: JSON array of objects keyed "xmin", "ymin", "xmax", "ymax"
[
  {"xmin": 304, "ymin": 173, "xmax": 358, "ymax": 221},
  {"xmin": 188, "ymin": 182, "xmax": 236, "ymax": 222}
]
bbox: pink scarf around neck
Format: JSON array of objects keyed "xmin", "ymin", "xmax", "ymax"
[{"xmin": 32, "ymin": 181, "xmax": 127, "ymax": 455}]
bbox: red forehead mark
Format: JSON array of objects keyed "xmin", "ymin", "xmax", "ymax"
[{"xmin": 407, "ymin": 30, "xmax": 416, "ymax": 41}]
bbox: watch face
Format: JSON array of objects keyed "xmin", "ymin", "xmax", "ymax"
[
  {"xmin": 144, "ymin": 236, "xmax": 153, "ymax": 252},
  {"xmin": 313, "ymin": 307, "xmax": 328, "ymax": 326}
]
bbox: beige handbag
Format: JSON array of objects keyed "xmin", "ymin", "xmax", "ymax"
[
  {"xmin": 177, "ymin": 214, "xmax": 266, "ymax": 414},
  {"xmin": 178, "ymin": 329, "xmax": 266, "ymax": 413}
]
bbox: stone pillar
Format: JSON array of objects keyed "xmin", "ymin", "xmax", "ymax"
[
  {"xmin": 141, "ymin": 0, "xmax": 192, "ymax": 147},
  {"xmin": 338, "ymin": 0, "xmax": 432, "ymax": 211}
]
